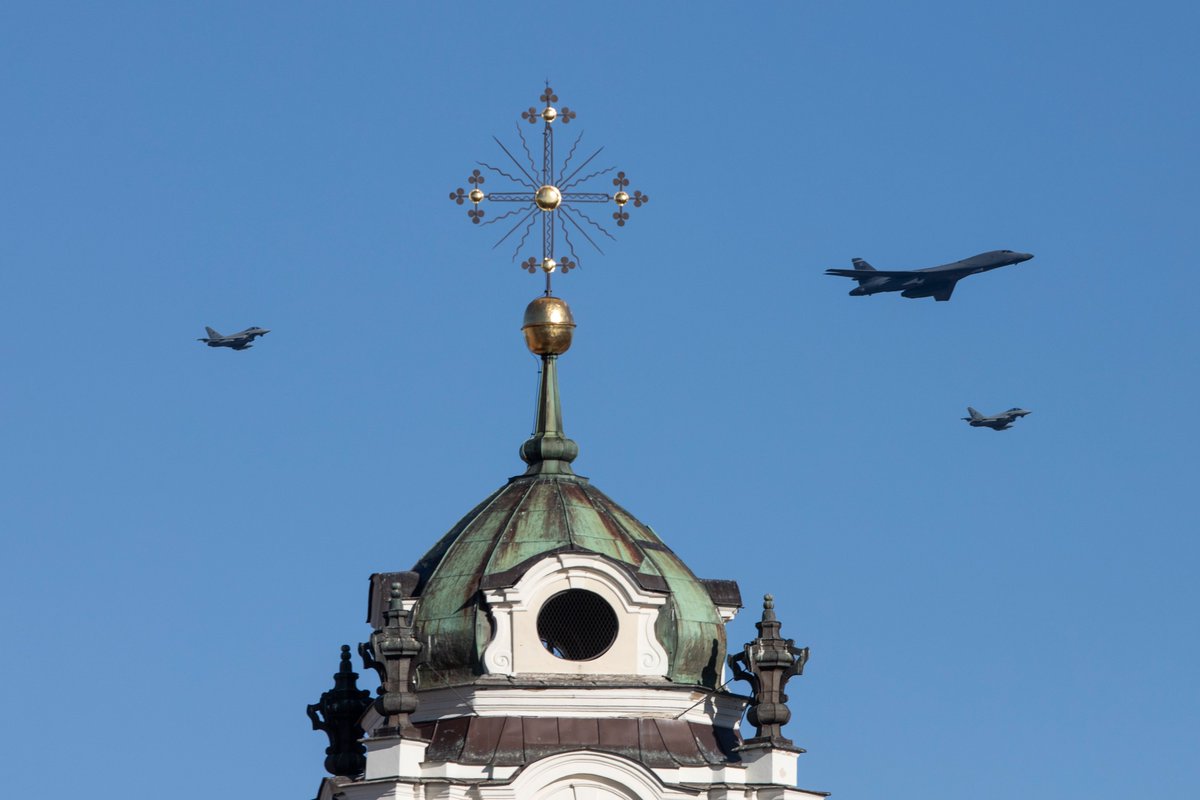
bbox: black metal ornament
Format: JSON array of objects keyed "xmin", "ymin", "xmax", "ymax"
[
  {"xmin": 306, "ymin": 645, "xmax": 373, "ymax": 777},
  {"xmin": 728, "ymin": 595, "xmax": 810, "ymax": 750}
]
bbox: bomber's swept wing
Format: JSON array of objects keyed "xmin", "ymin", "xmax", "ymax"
[
  {"xmin": 827, "ymin": 264, "xmax": 984, "ymax": 279},
  {"xmin": 824, "ymin": 268, "xmax": 920, "ymax": 278}
]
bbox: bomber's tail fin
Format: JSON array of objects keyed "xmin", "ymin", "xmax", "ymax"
[
  {"xmin": 205, "ymin": 326, "xmax": 221, "ymax": 339},
  {"xmin": 851, "ymin": 258, "xmax": 876, "ymax": 271},
  {"xmin": 966, "ymin": 407, "xmax": 983, "ymax": 420}
]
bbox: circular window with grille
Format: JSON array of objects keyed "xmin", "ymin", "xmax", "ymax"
[{"xmin": 536, "ymin": 589, "xmax": 619, "ymax": 661}]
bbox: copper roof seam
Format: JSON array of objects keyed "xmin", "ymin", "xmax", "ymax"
[
  {"xmin": 584, "ymin": 483, "xmax": 660, "ymax": 545},
  {"xmin": 478, "ymin": 479, "xmax": 540, "ymax": 579},
  {"xmin": 580, "ymin": 483, "xmax": 647, "ymax": 566},
  {"xmin": 552, "ymin": 479, "xmax": 578, "ymax": 551},
  {"xmin": 413, "ymin": 485, "xmax": 507, "ymax": 592}
]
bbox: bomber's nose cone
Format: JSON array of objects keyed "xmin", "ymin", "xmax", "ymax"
[{"xmin": 1017, "ymin": 252, "xmax": 1034, "ymax": 262}]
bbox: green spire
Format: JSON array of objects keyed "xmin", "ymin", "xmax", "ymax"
[{"xmin": 519, "ymin": 354, "xmax": 579, "ymax": 476}]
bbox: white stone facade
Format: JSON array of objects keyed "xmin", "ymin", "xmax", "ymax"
[
  {"xmin": 317, "ymin": 550, "xmax": 824, "ymax": 800},
  {"xmin": 322, "ymin": 742, "xmax": 826, "ymax": 800}
]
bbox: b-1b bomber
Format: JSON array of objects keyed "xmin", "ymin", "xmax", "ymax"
[{"xmin": 825, "ymin": 250, "xmax": 1034, "ymax": 301}]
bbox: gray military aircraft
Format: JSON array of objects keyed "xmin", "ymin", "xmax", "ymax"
[
  {"xmin": 197, "ymin": 326, "xmax": 270, "ymax": 350},
  {"xmin": 825, "ymin": 250, "xmax": 1034, "ymax": 301},
  {"xmin": 963, "ymin": 407, "xmax": 1031, "ymax": 431}
]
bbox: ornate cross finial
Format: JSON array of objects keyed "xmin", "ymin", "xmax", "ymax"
[
  {"xmin": 359, "ymin": 582, "xmax": 425, "ymax": 739},
  {"xmin": 728, "ymin": 594, "xmax": 810, "ymax": 751},
  {"xmin": 306, "ymin": 644, "xmax": 373, "ymax": 777},
  {"xmin": 448, "ymin": 83, "xmax": 649, "ymax": 295}
]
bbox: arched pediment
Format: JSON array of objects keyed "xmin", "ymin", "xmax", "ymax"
[
  {"xmin": 481, "ymin": 551, "xmax": 670, "ymax": 677},
  {"xmin": 478, "ymin": 750, "xmax": 701, "ymax": 800}
]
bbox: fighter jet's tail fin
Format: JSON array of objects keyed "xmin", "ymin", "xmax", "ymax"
[
  {"xmin": 205, "ymin": 326, "xmax": 221, "ymax": 339},
  {"xmin": 966, "ymin": 407, "xmax": 983, "ymax": 420},
  {"xmin": 850, "ymin": 258, "xmax": 876, "ymax": 271}
]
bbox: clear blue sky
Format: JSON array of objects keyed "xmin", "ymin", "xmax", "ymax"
[{"xmin": 2, "ymin": 3, "xmax": 1197, "ymax": 798}]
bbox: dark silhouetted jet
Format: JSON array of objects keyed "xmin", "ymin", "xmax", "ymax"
[
  {"xmin": 963, "ymin": 407, "xmax": 1031, "ymax": 431},
  {"xmin": 197, "ymin": 326, "xmax": 270, "ymax": 350},
  {"xmin": 825, "ymin": 250, "xmax": 1034, "ymax": 301}
]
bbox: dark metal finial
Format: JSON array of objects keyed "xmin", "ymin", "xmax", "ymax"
[
  {"xmin": 758, "ymin": 593, "xmax": 780, "ymax": 631},
  {"xmin": 518, "ymin": 353, "xmax": 579, "ymax": 476},
  {"xmin": 307, "ymin": 644, "xmax": 373, "ymax": 777},
  {"xmin": 728, "ymin": 595, "xmax": 810, "ymax": 752},
  {"xmin": 359, "ymin": 583, "xmax": 425, "ymax": 740}
]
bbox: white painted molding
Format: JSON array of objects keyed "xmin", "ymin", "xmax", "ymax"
[
  {"xmin": 362, "ymin": 736, "xmax": 428, "ymax": 781},
  {"xmin": 740, "ymin": 747, "xmax": 801, "ymax": 787},
  {"xmin": 348, "ymin": 740, "xmax": 823, "ymax": 799},
  {"xmin": 715, "ymin": 603, "xmax": 740, "ymax": 623},
  {"xmin": 481, "ymin": 552, "xmax": 670, "ymax": 678},
  {"xmin": 410, "ymin": 685, "xmax": 748, "ymax": 729}
]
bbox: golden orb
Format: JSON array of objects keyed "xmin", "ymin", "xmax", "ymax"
[
  {"xmin": 522, "ymin": 296, "xmax": 575, "ymax": 356},
  {"xmin": 468, "ymin": 188, "xmax": 485, "ymax": 204},
  {"xmin": 614, "ymin": 190, "xmax": 630, "ymax": 206},
  {"xmin": 541, "ymin": 106, "xmax": 558, "ymax": 123},
  {"xmin": 541, "ymin": 257, "xmax": 557, "ymax": 273},
  {"xmin": 535, "ymin": 185, "xmax": 562, "ymax": 211}
]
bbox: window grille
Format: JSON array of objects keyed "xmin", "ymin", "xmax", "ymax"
[{"xmin": 536, "ymin": 589, "xmax": 619, "ymax": 661}]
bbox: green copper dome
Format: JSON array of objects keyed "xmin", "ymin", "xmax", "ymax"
[
  {"xmin": 408, "ymin": 299, "xmax": 736, "ymax": 688},
  {"xmin": 410, "ymin": 472, "xmax": 729, "ymax": 687}
]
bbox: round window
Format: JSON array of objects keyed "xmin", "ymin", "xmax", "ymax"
[{"xmin": 536, "ymin": 589, "xmax": 619, "ymax": 661}]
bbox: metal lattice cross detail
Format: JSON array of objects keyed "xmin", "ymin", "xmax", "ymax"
[{"xmin": 448, "ymin": 83, "xmax": 648, "ymax": 295}]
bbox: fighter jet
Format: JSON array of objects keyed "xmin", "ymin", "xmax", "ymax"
[
  {"xmin": 197, "ymin": 326, "xmax": 270, "ymax": 350},
  {"xmin": 962, "ymin": 407, "xmax": 1031, "ymax": 431},
  {"xmin": 825, "ymin": 250, "xmax": 1034, "ymax": 301}
]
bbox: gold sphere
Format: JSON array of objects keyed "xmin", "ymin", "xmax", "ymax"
[
  {"xmin": 541, "ymin": 257, "xmax": 557, "ymax": 273},
  {"xmin": 522, "ymin": 296, "xmax": 575, "ymax": 355},
  {"xmin": 541, "ymin": 106, "xmax": 558, "ymax": 123},
  {"xmin": 614, "ymin": 190, "xmax": 630, "ymax": 206},
  {"xmin": 468, "ymin": 188, "xmax": 485, "ymax": 203},
  {"xmin": 535, "ymin": 185, "xmax": 562, "ymax": 211}
]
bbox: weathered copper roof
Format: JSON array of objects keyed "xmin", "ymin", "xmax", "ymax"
[
  {"xmin": 409, "ymin": 472, "xmax": 729, "ymax": 687},
  {"xmin": 416, "ymin": 716, "xmax": 740, "ymax": 767}
]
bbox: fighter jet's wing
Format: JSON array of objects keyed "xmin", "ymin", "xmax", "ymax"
[
  {"xmin": 824, "ymin": 269, "xmax": 918, "ymax": 278},
  {"xmin": 931, "ymin": 282, "xmax": 956, "ymax": 301}
]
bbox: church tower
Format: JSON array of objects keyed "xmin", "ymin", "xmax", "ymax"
[{"xmin": 306, "ymin": 87, "xmax": 825, "ymax": 800}]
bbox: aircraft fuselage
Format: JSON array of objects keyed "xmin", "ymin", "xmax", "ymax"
[{"xmin": 832, "ymin": 250, "xmax": 1035, "ymax": 301}]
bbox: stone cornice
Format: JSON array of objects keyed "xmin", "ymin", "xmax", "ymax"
[{"xmin": 406, "ymin": 684, "xmax": 748, "ymax": 729}]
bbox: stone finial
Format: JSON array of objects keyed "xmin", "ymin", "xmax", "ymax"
[
  {"xmin": 728, "ymin": 594, "xmax": 810, "ymax": 751},
  {"xmin": 306, "ymin": 645, "xmax": 373, "ymax": 777},
  {"xmin": 359, "ymin": 582, "xmax": 425, "ymax": 739}
]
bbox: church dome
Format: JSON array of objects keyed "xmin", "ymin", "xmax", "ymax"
[
  {"xmin": 409, "ymin": 471, "xmax": 731, "ymax": 687},
  {"xmin": 401, "ymin": 296, "xmax": 738, "ymax": 690}
]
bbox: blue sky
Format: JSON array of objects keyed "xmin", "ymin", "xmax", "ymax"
[{"xmin": 2, "ymin": 2, "xmax": 1197, "ymax": 798}]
